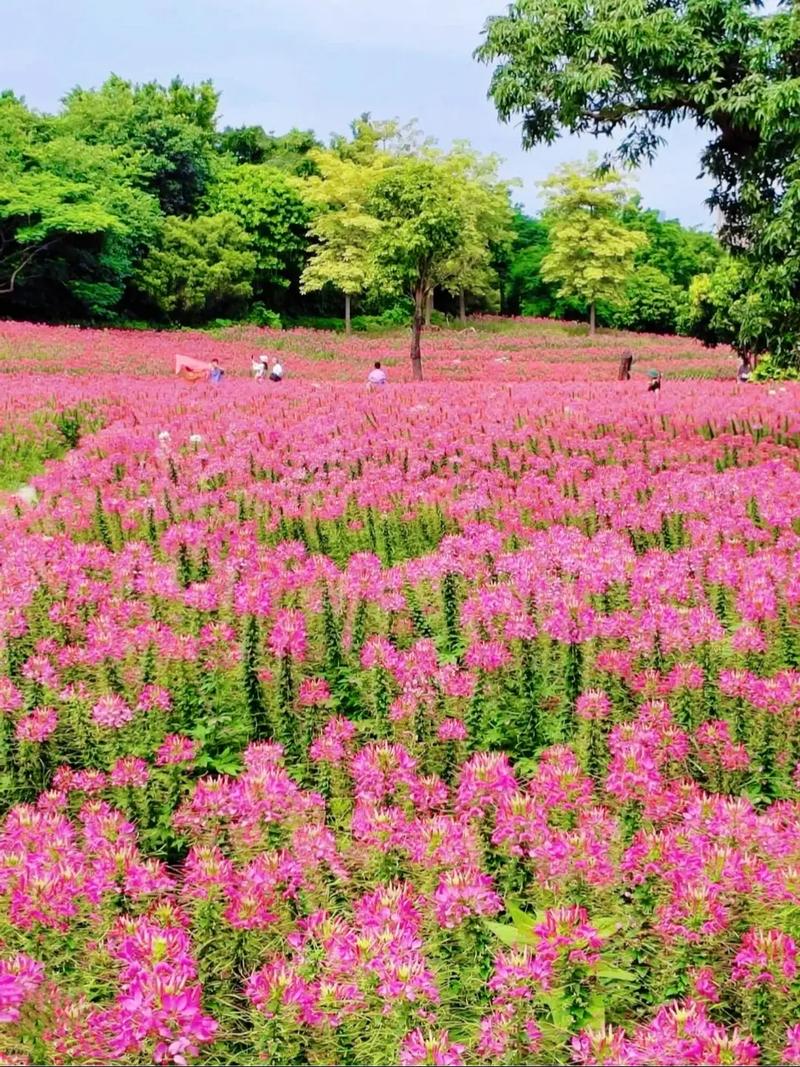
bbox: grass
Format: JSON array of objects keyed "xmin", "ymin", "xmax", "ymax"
[{"xmin": 0, "ymin": 405, "xmax": 104, "ymax": 491}]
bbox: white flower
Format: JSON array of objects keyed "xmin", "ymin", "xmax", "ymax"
[
  {"xmin": 158, "ymin": 430, "xmax": 171, "ymax": 442},
  {"xmin": 189, "ymin": 434, "xmax": 203, "ymax": 444}
]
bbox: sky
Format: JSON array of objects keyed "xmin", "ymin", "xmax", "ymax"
[{"xmin": 2, "ymin": 0, "xmax": 715, "ymax": 228}]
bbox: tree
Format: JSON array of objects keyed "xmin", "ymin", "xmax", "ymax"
[
  {"xmin": 300, "ymin": 150, "xmax": 385, "ymax": 333},
  {"xmin": 0, "ymin": 172, "xmax": 116, "ymax": 296},
  {"xmin": 615, "ymin": 265, "xmax": 684, "ymax": 334},
  {"xmin": 219, "ymin": 126, "xmax": 321, "ymax": 174},
  {"xmin": 368, "ymin": 159, "xmax": 465, "ymax": 379},
  {"xmin": 537, "ymin": 161, "xmax": 647, "ymax": 334},
  {"xmin": 331, "ymin": 115, "xmax": 433, "ymax": 162},
  {"xmin": 476, "ymin": 0, "xmax": 800, "ymax": 366},
  {"xmin": 679, "ymin": 257, "xmax": 748, "ymax": 349},
  {"xmin": 134, "ymin": 212, "xmax": 256, "ymax": 322},
  {"xmin": 435, "ymin": 143, "xmax": 516, "ymax": 323},
  {"xmin": 208, "ymin": 163, "xmax": 308, "ymax": 302},
  {"xmin": 59, "ymin": 76, "xmax": 219, "ymax": 216},
  {"xmin": 621, "ymin": 202, "xmax": 720, "ymax": 289},
  {"xmin": 0, "ymin": 94, "xmax": 161, "ymax": 319}
]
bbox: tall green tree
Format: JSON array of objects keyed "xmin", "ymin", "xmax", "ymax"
[
  {"xmin": 538, "ymin": 161, "xmax": 647, "ymax": 334},
  {"xmin": 615, "ymin": 265, "xmax": 684, "ymax": 334},
  {"xmin": 0, "ymin": 94, "xmax": 160, "ymax": 319},
  {"xmin": 368, "ymin": 159, "xmax": 465, "ymax": 379},
  {"xmin": 622, "ymin": 202, "xmax": 720, "ymax": 289},
  {"xmin": 679, "ymin": 257, "xmax": 748, "ymax": 348},
  {"xmin": 59, "ymin": 75, "xmax": 219, "ymax": 216},
  {"xmin": 134, "ymin": 212, "xmax": 256, "ymax": 322},
  {"xmin": 299, "ymin": 150, "xmax": 386, "ymax": 333},
  {"xmin": 476, "ymin": 0, "xmax": 800, "ymax": 366},
  {"xmin": 208, "ymin": 163, "xmax": 309, "ymax": 303},
  {"xmin": 219, "ymin": 126, "xmax": 321, "ymax": 174},
  {"xmin": 435, "ymin": 143, "xmax": 516, "ymax": 323}
]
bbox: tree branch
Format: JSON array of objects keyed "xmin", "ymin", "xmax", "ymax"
[{"xmin": 0, "ymin": 239, "xmax": 58, "ymax": 295}]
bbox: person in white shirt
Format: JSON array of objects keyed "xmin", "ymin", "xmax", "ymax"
[
  {"xmin": 252, "ymin": 358, "xmax": 265, "ymax": 379},
  {"xmin": 367, "ymin": 361, "xmax": 387, "ymax": 388},
  {"xmin": 269, "ymin": 360, "xmax": 284, "ymax": 382}
]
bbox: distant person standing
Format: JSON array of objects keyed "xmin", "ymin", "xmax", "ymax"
[
  {"xmin": 647, "ymin": 370, "xmax": 662, "ymax": 394},
  {"xmin": 209, "ymin": 358, "xmax": 224, "ymax": 384},
  {"xmin": 618, "ymin": 349, "xmax": 634, "ymax": 381},
  {"xmin": 269, "ymin": 359, "xmax": 284, "ymax": 382},
  {"xmin": 367, "ymin": 361, "xmax": 387, "ymax": 388},
  {"xmin": 737, "ymin": 356, "xmax": 751, "ymax": 382}
]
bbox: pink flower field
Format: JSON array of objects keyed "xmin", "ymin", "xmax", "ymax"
[{"xmin": 1, "ymin": 319, "xmax": 800, "ymax": 1065}]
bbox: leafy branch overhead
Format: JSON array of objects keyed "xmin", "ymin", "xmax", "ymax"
[{"xmin": 476, "ymin": 0, "xmax": 800, "ymax": 365}]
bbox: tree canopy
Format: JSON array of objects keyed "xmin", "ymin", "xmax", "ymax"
[
  {"xmin": 538, "ymin": 161, "xmax": 648, "ymax": 334},
  {"xmin": 476, "ymin": 0, "xmax": 800, "ymax": 365},
  {"xmin": 0, "ymin": 73, "xmax": 724, "ymax": 352}
]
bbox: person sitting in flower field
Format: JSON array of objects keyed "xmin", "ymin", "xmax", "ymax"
[
  {"xmin": 269, "ymin": 359, "xmax": 284, "ymax": 382},
  {"xmin": 252, "ymin": 357, "xmax": 266, "ymax": 379},
  {"xmin": 209, "ymin": 359, "xmax": 224, "ymax": 384},
  {"xmin": 367, "ymin": 361, "xmax": 387, "ymax": 388},
  {"xmin": 647, "ymin": 370, "xmax": 662, "ymax": 394}
]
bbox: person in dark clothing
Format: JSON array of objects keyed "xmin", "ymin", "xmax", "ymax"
[{"xmin": 647, "ymin": 370, "xmax": 662, "ymax": 394}]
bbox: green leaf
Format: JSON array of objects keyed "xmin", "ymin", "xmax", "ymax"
[
  {"xmin": 595, "ymin": 963, "xmax": 637, "ymax": 982},
  {"xmin": 592, "ymin": 916, "xmax": 622, "ymax": 937},
  {"xmin": 542, "ymin": 988, "xmax": 572, "ymax": 1031},
  {"xmin": 586, "ymin": 994, "xmax": 606, "ymax": 1030},
  {"xmin": 485, "ymin": 920, "xmax": 535, "ymax": 947},
  {"xmin": 506, "ymin": 900, "xmax": 539, "ymax": 931}
]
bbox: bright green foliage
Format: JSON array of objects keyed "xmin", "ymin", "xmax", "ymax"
[
  {"xmin": 502, "ymin": 199, "xmax": 718, "ymax": 329},
  {"xmin": 616, "ymin": 265, "xmax": 685, "ymax": 334},
  {"xmin": 622, "ymin": 203, "xmax": 720, "ymax": 289},
  {"xmin": 435, "ymin": 143, "xmax": 516, "ymax": 317},
  {"xmin": 0, "ymin": 172, "xmax": 117, "ymax": 293},
  {"xmin": 134, "ymin": 212, "xmax": 256, "ymax": 322},
  {"xmin": 300, "ymin": 150, "xmax": 386, "ymax": 330},
  {"xmin": 331, "ymin": 114, "xmax": 434, "ymax": 162},
  {"xmin": 477, "ymin": 0, "xmax": 800, "ymax": 366},
  {"xmin": 504, "ymin": 212, "xmax": 577, "ymax": 319},
  {"xmin": 679, "ymin": 258, "xmax": 748, "ymax": 348},
  {"xmin": 0, "ymin": 67, "xmax": 726, "ymax": 338},
  {"xmin": 368, "ymin": 159, "xmax": 467, "ymax": 378},
  {"xmin": 0, "ymin": 95, "xmax": 161, "ymax": 318},
  {"xmin": 538, "ymin": 162, "xmax": 648, "ymax": 333},
  {"xmin": 208, "ymin": 164, "xmax": 309, "ymax": 295}
]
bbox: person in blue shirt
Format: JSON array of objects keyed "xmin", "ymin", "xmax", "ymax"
[{"xmin": 209, "ymin": 359, "xmax": 224, "ymax": 384}]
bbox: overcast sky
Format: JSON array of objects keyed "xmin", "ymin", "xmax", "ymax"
[{"xmin": 3, "ymin": 0, "xmax": 715, "ymax": 227}]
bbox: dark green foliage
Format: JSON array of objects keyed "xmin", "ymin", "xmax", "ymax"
[
  {"xmin": 242, "ymin": 615, "xmax": 269, "ymax": 740},
  {"xmin": 93, "ymin": 488, "xmax": 113, "ymax": 550},
  {"xmin": 441, "ymin": 572, "xmax": 462, "ymax": 656}
]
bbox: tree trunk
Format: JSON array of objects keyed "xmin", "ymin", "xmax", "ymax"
[
  {"xmin": 459, "ymin": 289, "xmax": 467, "ymax": 326},
  {"xmin": 345, "ymin": 293, "xmax": 351, "ymax": 336},
  {"xmin": 425, "ymin": 289, "xmax": 433, "ymax": 327},
  {"xmin": 589, "ymin": 302, "xmax": 596, "ymax": 336},
  {"xmin": 411, "ymin": 286, "xmax": 425, "ymax": 381}
]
